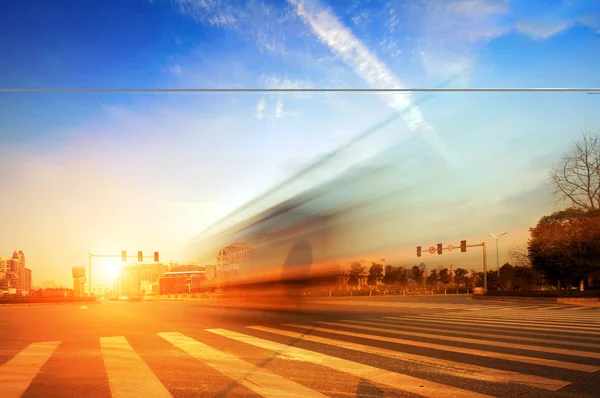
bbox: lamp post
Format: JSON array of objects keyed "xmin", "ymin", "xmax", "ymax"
[{"xmin": 489, "ymin": 232, "xmax": 507, "ymax": 280}]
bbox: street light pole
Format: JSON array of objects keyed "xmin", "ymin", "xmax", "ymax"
[{"xmin": 489, "ymin": 232, "xmax": 507, "ymax": 280}]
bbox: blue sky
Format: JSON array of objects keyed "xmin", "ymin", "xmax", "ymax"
[{"xmin": 0, "ymin": 0, "xmax": 599, "ymax": 286}]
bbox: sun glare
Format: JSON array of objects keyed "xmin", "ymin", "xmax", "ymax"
[{"xmin": 101, "ymin": 259, "xmax": 123, "ymax": 282}]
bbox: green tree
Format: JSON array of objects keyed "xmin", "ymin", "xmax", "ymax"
[
  {"xmin": 498, "ymin": 263, "xmax": 515, "ymax": 290},
  {"xmin": 367, "ymin": 263, "xmax": 384, "ymax": 287},
  {"xmin": 395, "ymin": 267, "xmax": 409, "ymax": 292},
  {"xmin": 453, "ymin": 268, "xmax": 469, "ymax": 293},
  {"xmin": 382, "ymin": 265, "xmax": 397, "ymax": 287},
  {"xmin": 411, "ymin": 265, "xmax": 424, "ymax": 287},
  {"xmin": 426, "ymin": 269, "xmax": 439, "ymax": 291},
  {"xmin": 528, "ymin": 208, "xmax": 600, "ymax": 290},
  {"xmin": 438, "ymin": 268, "xmax": 452, "ymax": 293},
  {"xmin": 347, "ymin": 261, "xmax": 365, "ymax": 289}
]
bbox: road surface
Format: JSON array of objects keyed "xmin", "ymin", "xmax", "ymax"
[{"xmin": 1, "ymin": 295, "xmax": 599, "ymax": 397}]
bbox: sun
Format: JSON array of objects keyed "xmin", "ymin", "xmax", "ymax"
[{"xmin": 101, "ymin": 259, "xmax": 123, "ymax": 282}]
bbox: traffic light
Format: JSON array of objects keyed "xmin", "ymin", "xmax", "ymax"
[
  {"xmin": 437, "ymin": 243, "xmax": 443, "ymax": 255},
  {"xmin": 137, "ymin": 251, "xmax": 143, "ymax": 262},
  {"xmin": 416, "ymin": 246, "xmax": 422, "ymax": 257},
  {"xmin": 154, "ymin": 251, "xmax": 159, "ymax": 262},
  {"xmin": 461, "ymin": 240, "xmax": 467, "ymax": 252},
  {"xmin": 121, "ymin": 250, "xmax": 127, "ymax": 262}
]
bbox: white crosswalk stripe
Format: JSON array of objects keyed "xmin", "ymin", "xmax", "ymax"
[
  {"xmin": 2, "ymin": 306, "xmax": 599, "ymax": 397},
  {"xmin": 206, "ymin": 328, "xmax": 491, "ymax": 398},
  {"xmin": 246, "ymin": 325, "xmax": 569, "ymax": 391},
  {"xmin": 158, "ymin": 331, "xmax": 327, "ymax": 398},
  {"xmin": 100, "ymin": 335, "xmax": 172, "ymax": 398},
  {"xmin": 0, "ymin": 341, "xmax": 60, "ymax": 398}
]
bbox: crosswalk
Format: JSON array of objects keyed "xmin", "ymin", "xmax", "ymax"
[
  {"xmin": 311, "ymin": 299, "xmax": 600, "ymax": 312},
  {"xmin": 1, "ymin": 307, "xmax": 599, "ymax": 397}
]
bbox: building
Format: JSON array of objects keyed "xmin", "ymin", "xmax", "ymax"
[
  {"xmin": 23, "ymin": 268, "xmax": 31, "ymax": 293},
  {"xmin": 114, "ymin": 263, "xmax": 169, "ymax": 296},
  {"xmin": 0, "ymin": 250, "xmax": 30, "ymax": 294},
  {"xmin": 217, "ymin": 243, "xmax": 251, "ymax": 274}
]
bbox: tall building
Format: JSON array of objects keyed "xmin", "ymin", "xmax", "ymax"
[
  {"xmin": 217, "ymin": 243, "xmax": 251, "ymax": 273},
  {"xmin": 24, "ymin": 268, "xmax": 32, "ymax": 293}
]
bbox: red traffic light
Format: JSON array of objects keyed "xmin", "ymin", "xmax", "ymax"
[
  {"xmin": 137, "ymin": 251, "xmax": 143, "ymax": 262},
  {"xmin": 154, "ymin": 251, "xmax": 159, "ymax": 262},
  {"xmin": 416, "ymin": 246, "xmax": 422, "ymax": 257},
  {"xmin": 437, "ymin": 243, "xmax": 443, "ymax": 255},
  {"xmin": 460, "ymin": 240, "xmax": 467, "ymax": 252},
  {"xmin": 121, "ymin": 250, "xmax": 127, "ymax": 262}
]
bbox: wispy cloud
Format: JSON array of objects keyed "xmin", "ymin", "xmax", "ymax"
[
  {"xmin": 515, "ymin": 20, "xmax": 570, "ymax": 40},
  {"xmin": 169, "ymin": 64, "xmax": 183, "ymax": 75},
  {"xmin": 290, "ymin": 0, "xmax": 456, "ymax": 166},
  {"xmin": 256, "ymin": 97, "xmax": 266, "ymax": 119},
  {"xmin": 351, "ymin": 10, "xmax": 370, "ymax": 25},
  {"xmin": 275, "ymin": 99, "xmax": 284, "ymax": 118},
  {"xmin": 405, "ymin": 0, "xmax": 511, "ymax": 78},
  {"xmin": 174, "ymin": 0, "xmax": 301, "ymax": 55}
]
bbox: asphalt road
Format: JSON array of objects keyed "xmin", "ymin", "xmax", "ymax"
[{"xmin": 1, "ymin": 295, "xmax": 599, "ymax": 398}]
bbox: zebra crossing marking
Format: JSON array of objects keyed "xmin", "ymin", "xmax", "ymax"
[
  {"xmin": 296, "ymin": 322, "xmax": 598, "ymax": 372},
  {"xmin": 379, "ymin": 316, "xmax": 600, "ymax": 342},
  {"xmin": 0, "ymin": 341, "xmax": 60, "ymax": 398},
  {"xmin": 355, "ymin": 319, "xmax": 600, "ymax": 349},
  {"xmin": 206, "ymin": 328, "xmax": 492, "ymax": 398},
  {"xmin": 314, "ymin": 321, "xmax": 600, "ymax": 359},
  {"xmin": 387, "ymin": 315, "xmax": 600, "ymax": 337},
  {"xmin": 100, "ymin": 336, "xmax": 172, "ymax": 398},
  {"xmin": 437, "ymin": 312, "xmax": 600, "ymax": 326},
  {"xmin": 246, "ymin": 325, "xmax": 569, "ymax": 391},
  {"xmin": 411, "ymin": 314, "xmax": 600, "ymax": 334},
  {"xmin": 157, "ymin": 331, "xmax": 328, "ymax": 398}
]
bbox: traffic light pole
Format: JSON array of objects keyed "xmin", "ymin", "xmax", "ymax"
[
  {"xmin": 416, "ymin": 241, "xmax": 488, "ymax": 292},
  {"xmin": 465, "ymin": 242, "xmax": 488, "ymax": 292},
  {"xmin": 87, "ymin": 253, "xmax": 159, "ymax": 297}
]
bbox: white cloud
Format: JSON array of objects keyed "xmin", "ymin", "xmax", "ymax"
[
  {"xmin": 275, "ymin": 99, "xmax": 284, "ymax": 118},
  {"xmin": 290, "ymin": 0, "xmax": 456, "ymax": 166},
  {"xmin": 173, "ymin": 0, "xmax": 300, "ymax": 55},
  {"xmin": 175, "ymin": 0, "xmax": 238, "ymax": 28},
  {"xmin": 256, "ymin": 97, "xmax": 266, "ymax": 119},
  {"xmin": 399, "ymin": 0, "xmax": 511, "ymax": 77},
  {"xmin": 169, "ymin": 64, "xmax": 183, "ymax": 75},
  {"xmin": 515, "ymin": 20, "xmax": 570, "ymax": 40},
  {"xmin": 351, "ymin": 10, "xmax": 370, "ymax": 25}
]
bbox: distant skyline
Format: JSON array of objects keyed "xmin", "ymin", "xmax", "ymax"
[{"xmin": 1, "ymin": 0, "xmax": 599, "ymax": 285}]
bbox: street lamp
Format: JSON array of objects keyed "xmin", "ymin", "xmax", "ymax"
[{"xmin": 489, "ymin": 232, "xmax": 507, "ymax": 280}]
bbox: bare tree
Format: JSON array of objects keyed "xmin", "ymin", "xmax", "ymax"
[
  {"xmin": 550, "ymin": 130, "xmax": 600, "ymax": 210},
  {"xmin": 508, "ymin": 243, "xmax": 531, "ymax": 268}
]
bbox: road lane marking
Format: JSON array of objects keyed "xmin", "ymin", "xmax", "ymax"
[
  {"xmin": 354, "ymin": 319, "xmax": 600, "ymax": 350},
  {"xmin": 158, "ymin": 331, "xmax": 327, "ymax": 398},
  {"xmin": 445, "ymin": 312, "xmax": 600, "ymax": 327},
  {"xmin": 100, "ymin": 336, "xmax": 172, "ymax": 398},
  {"xmin": 447, "ymin": 312, "xmax": 600, "ymax": 323},
  {"xmin": 379, "ymin": 316, "xmax": 600, "ymax": 342},
  {"xmin": 80, "ymin": 305, "xmax": 87, "ymax": 310},
  {"xmin": 0, "ymin": 341, "xmax": 60, "ymax": 398},
  {"xmin": 387, "ymin": 316, "xmax": 600, "ymax": 337},
  {"xmin": 414, "ymin": 314, "xmax": 600, "ymax": 334},
  {"xmin": 206, "ymin": 328, "xmax": 491, "ymax": 398},
  {"xmin": 443, "ymin": 311, "xmax": 600, "ymax": 322},
  {"xmin": 302, "ymin": 322, "xmax": 598, "ymax": 372},
  {"xmin": 316, "ymin": 321, "xmax": 600, "ymax": 360},
  {"xmin": 247, "ymin": 325, "xmax": 569, "ymax": 391}
]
